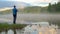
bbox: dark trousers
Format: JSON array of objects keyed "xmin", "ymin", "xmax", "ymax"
[{"xmin": 13, "ymin": 14, "xmax": 17, "ymax": 24}]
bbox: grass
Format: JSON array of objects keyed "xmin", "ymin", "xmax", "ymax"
[{"xmin": 0, "ymin": 23, "xmax": 27, "ymax": 32}]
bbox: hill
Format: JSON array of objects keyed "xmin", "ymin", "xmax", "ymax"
[
  {"xmin": 18, "ymin": 6, "xmax": 48, "ymax": 13},
  {"xmin": 0, "ymin": 6, "xmax": 49, "ymax": 14}
]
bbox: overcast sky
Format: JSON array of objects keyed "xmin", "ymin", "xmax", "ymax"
[
  {"xmin": 1, "ymin": 0, "xmax": 58, "ymax": 3},
  {"xmin": 0, "ymin": 0, "xmax": 59, "ymax": 7}
]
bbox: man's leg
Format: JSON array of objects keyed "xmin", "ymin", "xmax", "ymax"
[
  {"xmin": 13, "ymin": 15, "xmax": 14, "ymax": 23},
  {"xmin": 13, "ymin": 15, "xmax": 17, "ymax": 24},
  {"xmin": 14, "ymin": 15, "xmax": 17, "ymax": 24}
]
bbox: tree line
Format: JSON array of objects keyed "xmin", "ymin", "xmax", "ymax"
[{"xmin": 48, "ymin": 2, "xmax": 60, "ymax": 13}]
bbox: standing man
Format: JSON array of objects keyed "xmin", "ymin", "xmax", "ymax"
[{"xmin": 13, "ymin": 5, "xmax": 18, "ymax": 24}]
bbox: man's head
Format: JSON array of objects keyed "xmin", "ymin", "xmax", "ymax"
[{"xmin": 14, "ymin": 5, "xmax": 16, "ymax": 8}]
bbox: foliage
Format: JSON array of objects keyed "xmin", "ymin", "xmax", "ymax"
[{"xmin": 48, "ymin": 2, "xmax": 60, "ymax": 13}]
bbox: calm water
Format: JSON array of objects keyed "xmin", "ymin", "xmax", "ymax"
[
  {"xmin": 0, "ymin": 29, "xmax": 24, "ymax": 34},
  {"xmin": 0, "ymin": 24, "xmax": 60, "ymax": 34},
  {"xmin": 0, "ymin": 29, "xmax": 60, "ymax": 34},
  {"xmin": 0, "ymin": 22, "xmax": 60, "ymax": 34}
]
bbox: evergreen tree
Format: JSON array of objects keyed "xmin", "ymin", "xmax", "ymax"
[
  {"xmin": 48, "ymin": 3, "xmax": 51, "ymax": 12},
  {"xmin": 56, "ymin": 2, "xmax": 60, "ymax": 12},
  {"xmin": 48, "ymin": 2, "xmax": 60, "ymax": 13}
]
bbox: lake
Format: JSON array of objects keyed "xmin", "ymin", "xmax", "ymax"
[
  {"xmin": 0, "ymin": 13, "xmax": 60, "ymax": 34},
  {"xmin": 0, "ymin": 28, "xmax": 60, "ymax": 34},
  {"xmin": 0, "ymin": 22, "xmax": 60, "ymax": 34}
]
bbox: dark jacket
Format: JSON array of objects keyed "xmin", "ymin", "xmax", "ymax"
[{"xmin": 13, "ymin": 7, "xmax": 17, "ymax": 15}]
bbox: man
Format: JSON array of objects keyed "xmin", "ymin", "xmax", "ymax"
[{"xmin": 13, "ymin": 5, "xmax": 18, "ymax": 24}]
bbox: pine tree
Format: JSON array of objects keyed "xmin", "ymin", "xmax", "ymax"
[{"xmin": 48, "ymin": 3, "xmax": 51, "ymax": 12}]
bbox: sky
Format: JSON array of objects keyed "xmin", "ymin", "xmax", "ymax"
[{"xmin": 0, "ymin": 0, "xmax": 59, "ymax": 7}]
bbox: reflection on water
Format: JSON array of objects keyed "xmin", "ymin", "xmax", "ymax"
[
  {"xmin": 0, "ymin": 29, "xmax": 24, "ymax": 34},
  {"xmin": 0, "ymin": 29, "xmax": 60, "ymax": 34},
  {"xmin": 1, "ymin": 31, "xmax": 6, "ymax": 34},
  {"xmin": 8, "ymin": 29, "xmax": 14, "ymax": 34},
  {"xmin": 0, "ymin": 22, "xmax": 60, "ymax": 34}
]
